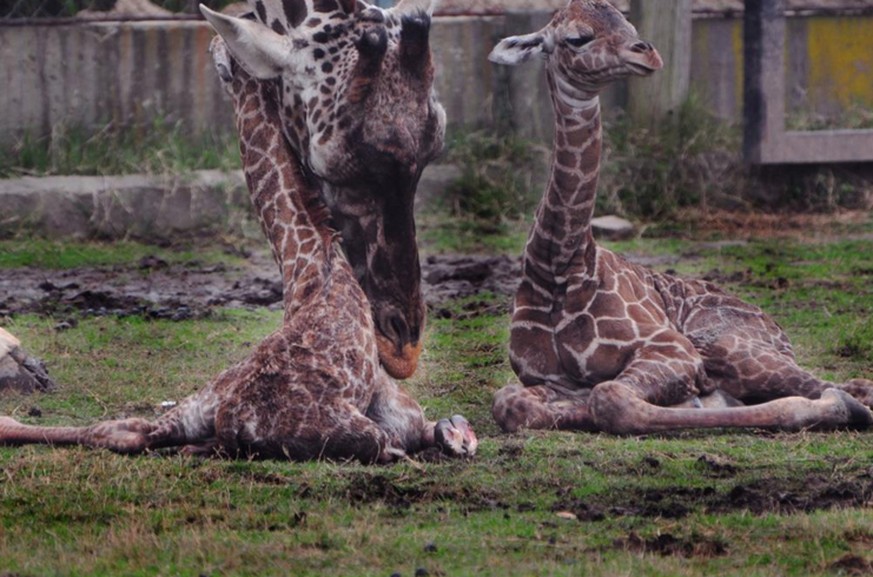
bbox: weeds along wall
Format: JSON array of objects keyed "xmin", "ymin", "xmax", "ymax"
[{"xmin": 1, "ymin": 10, "xmax": 872, "ymax": 148}]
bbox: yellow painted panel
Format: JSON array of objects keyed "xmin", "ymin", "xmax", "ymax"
[{"xmin": 807, "ymin": 17, "xmax": 873, "ymax": 108}]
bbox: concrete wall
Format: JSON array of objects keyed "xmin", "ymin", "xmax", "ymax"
[
  {"xmin": 0, "ymin": 20, "xmax": 232, "ymax": 146},
  {"xmin": 1, "ymin": 12, "xmax": 872, "ymax": 148},
  {"xmin": 691, "ymin": 14, "xmax": 873, "ymax": 123}
]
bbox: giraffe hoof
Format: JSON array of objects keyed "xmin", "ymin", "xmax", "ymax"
[
  {"xmin": 378, "ymin": 446, "xmax": 408, "ymax": 464},
  {"xmin": 822, "ymin": 388, "xmax": 873, "ymax": 430},
  {"xmin": 434, "ymin": 415, "xmax": 478, "ymax": 457}
]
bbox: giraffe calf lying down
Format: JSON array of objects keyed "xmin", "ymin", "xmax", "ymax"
[
  {"xmin": 0, "ymin": 34, "xmax": 477, "ymax": 463},
  {"xmin": 489, "ymin": 0, "xmax": 873, "ymax": 435}
]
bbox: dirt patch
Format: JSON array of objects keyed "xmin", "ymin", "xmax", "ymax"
[
  {"xmin": 0, "ymin": 251, "xmax": 523, "ymax": 321},
  {"xmin": 4, "ymin": 209, "xmax": 868, "ymax": 321},
  {"xmin": 551, "ymin": 470, "xmax": 873, "ymax": 521},
  {"xmin": 613, "ymin": 531, "xmax": 728, "ymax": 558},
  {"xmin": 663, "ymin": 209, "xmax": 873, "ymax": 241},
  {"xmin": 830, "ymin": 554, "xmax": 873, "ymax": 576},
  {"xmin": 342, "ymin": 472, "xmax": 504, "ymax": 513}
]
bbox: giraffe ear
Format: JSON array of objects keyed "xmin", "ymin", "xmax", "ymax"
[
  {"xmin": 488, "ymin": 32, "xmax": 547, "ymax": 65},
  {"xmin": 200, "ymin": 4, "xmax": 291, "ymax": 79}
]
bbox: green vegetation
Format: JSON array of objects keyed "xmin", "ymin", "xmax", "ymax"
[
  {"xmin": 1, "ymin": 223, "xmax": 872, "ymax": 576},
  {"xmin": 599, "ymin": 97, "xmax": 742, "ymax": 218},
  {"xmin": 435, "ymin": 97, "xmax": 871, "ymax": 253},
  {"xmin": 786, "ymin": 101, "xmax": 873, "ymax": 131},
  {"xmin": 0, "ymin": 238, "xmax": 241, "ymax": 270},
  {"xmin": 0, "ymin": 119, "xmax": 240, "ymax": 178}
]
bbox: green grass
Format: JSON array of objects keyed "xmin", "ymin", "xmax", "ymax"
[
  {"xmin": 1, "ymin": 228, "xmax": 872, "ymax": 576},
  {"xmin": 0, "ymin": 119, "xmax": 240, "ymax": 178},
  {"xmin": 0, "ymin": 238, "xmax": 244, "ymax": 270}
]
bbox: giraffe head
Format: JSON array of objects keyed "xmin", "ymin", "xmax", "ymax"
[
  {"xmin": 489, "ymin": 0, "xmax": 662, "ymax": 102},
  {"xmin": 201, "ymin": 0, "xmax": 445, "ymax": 378}
]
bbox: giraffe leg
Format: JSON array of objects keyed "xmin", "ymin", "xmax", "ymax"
[
  {"xmin": 843, "ymin": 379, "xmax": 873, "ymax": 408},
  {"xmin": 590, "ymin": 382, "xmax": 872, "ymax": 434},
  {"xmin": 492, "ymin": 383, "xmax": 597, "ymax": 432},
  {"xmin": 369, "ymin": 377, "xmax": 478, "ymax": 457},
  {"xmin": 583, "ymin": 327, "xmax": 873, "ymax": 434},
  {"xmin": 696, "ymin": 333, "xmax": 873, "ymax": 409},
  {"xmin": 432, "ymin": 415, "xmax": 478, "ymax": 457},
  {"xmin": 0, "ymin": 415, "xmax": 161, "ymax": 454}
]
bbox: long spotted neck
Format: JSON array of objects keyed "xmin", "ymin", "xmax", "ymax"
[
  {"xmin": 524, "ymin": 68, "xmax": 602, "ymax": 282},
  {"xmin": 229, "ymin": 71, "xmax": 334, "ymax": 319}
]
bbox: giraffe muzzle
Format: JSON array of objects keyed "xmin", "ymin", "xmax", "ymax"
[{"xmin": 376, "ymin": 334, "xmax": 423, "ymax": 379}]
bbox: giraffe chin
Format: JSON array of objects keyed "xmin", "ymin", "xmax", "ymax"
[{"xmin": 376, "ymin": 336, "xmax": 422, "ymax": 379}]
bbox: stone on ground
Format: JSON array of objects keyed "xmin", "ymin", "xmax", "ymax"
[{"xmin": 0, "ymin": 327, "xmax": 57, "ymax": 394}]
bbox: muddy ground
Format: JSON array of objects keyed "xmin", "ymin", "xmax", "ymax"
[
  {"xmin": 3, "ymin": 206, "xmax": 869, "ymax": 320},
  {"xmin": 0, "ymin": 249, "xmax": 526, "ymax": 321}
]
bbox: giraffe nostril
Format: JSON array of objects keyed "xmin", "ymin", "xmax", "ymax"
[
  {"xmin": 630, "ymin": 41, "xmax": 653, "ymax": 54},
  {"xmin": 388, "ymin": 314, "xmax": 409, "ymax": 345},
  {"xmin": 378, "ymin": 309, "xmax": 411, "ymax": 347}
]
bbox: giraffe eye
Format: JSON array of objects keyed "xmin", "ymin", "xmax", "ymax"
[{"xmin": 565, "ymin": 36, "xmax": 593, "ymax": 48}]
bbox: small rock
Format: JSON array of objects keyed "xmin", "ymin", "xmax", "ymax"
[
  {"xmin": 414, "ymin": 569, "xmax": 429, "ymax": 577},
  {"xmin": 0, "ymin": 327, "xmax": 58, "ymax": 393},
  {"xmin": 138, "ymin": 255, "xmax": 169, "ymax": 270},
  {"xmin": 54, "ymin": 320, "xmax": 75, "ymax": 332},
  {"xmin": 28, "ymin": 406, "xmax": 43, "ymax": 418},
  {"xmin": 424, "ymin": 541, "xmax": 438, "ymax": 553},
  {"xmin": 591, "ymin": 215, "xmax": 636, "ymax": 241}
]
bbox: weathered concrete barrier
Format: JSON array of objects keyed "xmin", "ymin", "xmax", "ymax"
[
  {"xmin": 0, "ymin": 170, "xmax": 247, "ymax": 240},
  {"xmin": 2, "ymin": 8, "xmax": 873, "ymax": 159},
  {"xmin": 0, "ymin": 164, "xmax": 462, "ymax": 241},
  {"xmin": 3, "ymin": 11, "xmax": 872, "ymax": 150}
]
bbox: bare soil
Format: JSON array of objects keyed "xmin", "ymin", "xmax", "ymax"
[
  {"xmin": 1, "ymin": 209, "xmax": 867, "ymax": 321},
  {"xmin": 0, "ymin": 249, "xmax": 524, "ymax": 321}
]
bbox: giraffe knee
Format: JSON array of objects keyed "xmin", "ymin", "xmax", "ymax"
[
  {"xmin": 842, "ymin": 379, "xmax": 873, "ymax": 408},
  {"xmin": 492, "ymin": 384, "xmax": 528, "ymax": 433},
  {"xmin": 589, "ymin": 381, "xmax": 647, "ymax": 435}
]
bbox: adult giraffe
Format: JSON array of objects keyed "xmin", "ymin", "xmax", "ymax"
[
  {"xmin": 202, "ymin": 0, "xmax": 446, "ymax": 379},
  {"xmin": 489, "ymin": 0, "xmax": 873, "ymax": 434},
  {"xmin": 0, "ymin": 37, "xmax": 477, "ymax": 462}
]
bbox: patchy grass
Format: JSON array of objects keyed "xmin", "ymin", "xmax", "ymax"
[
  {"xmin": 1, "ymin": 222, "xmax": 872, "ymax": 576},
  {"xmin": 0, "ymin": 238, "xmax": 243, "ymax": 270},
  {"xmin": 0, "ymin": 119, "xmax": 240, "ymax": 178}
]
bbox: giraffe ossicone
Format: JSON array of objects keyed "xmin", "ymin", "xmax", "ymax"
[{"xmin": 490, "ymin": 0, "xmax": 873, "ymax": 435}]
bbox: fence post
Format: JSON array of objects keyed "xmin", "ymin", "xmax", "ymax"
[
  {"xmin": 627, "ymin": 0, "xmax": 692, "ymax": 127},
  {"xmin": 742, "ymin": 0, "xmax": 785, "ymax": 165}
]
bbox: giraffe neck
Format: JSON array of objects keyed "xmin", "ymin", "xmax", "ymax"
[
  {"xmin": 524, "ymin": 68, "xmax": 602, "ymax": 282},
  {"xmin": 230, "ymin": 74, "xmax": 334, "ymax": 318}
]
